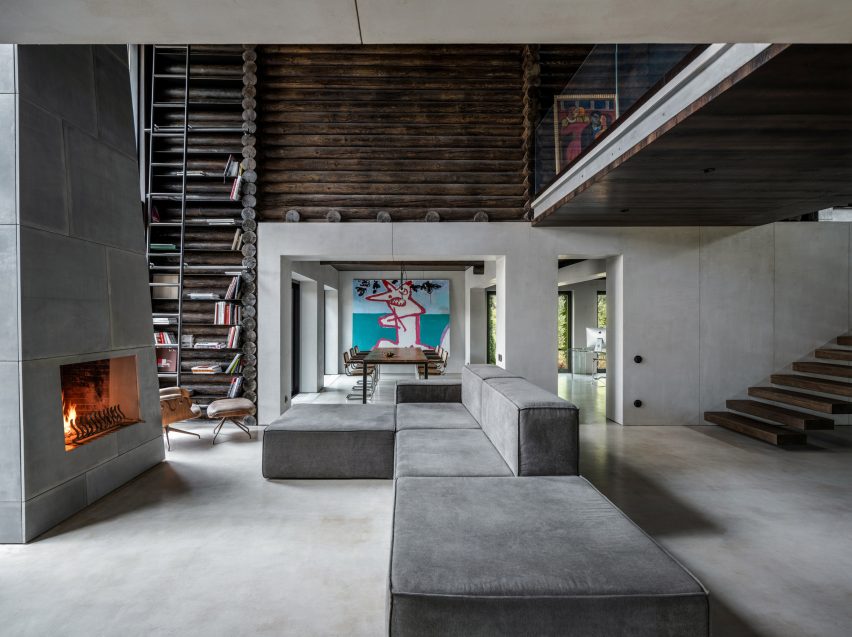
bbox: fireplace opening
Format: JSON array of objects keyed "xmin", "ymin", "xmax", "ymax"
[{"xmin": 60, "ymin": 355, "xmax": 142, "ymax": 451}]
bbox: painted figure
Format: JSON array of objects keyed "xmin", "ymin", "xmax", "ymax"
[{"xmin": 365, "ymin": 280, "xmax": 427, "ymax": 348}]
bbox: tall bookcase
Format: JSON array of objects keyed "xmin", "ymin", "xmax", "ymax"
[{"xmin": 141, "ymin": 44, "xmax": 259, "ymax": 418}]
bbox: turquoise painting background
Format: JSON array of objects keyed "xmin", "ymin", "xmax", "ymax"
[{"xmin": 352, "ymin": 279, "xmax": 450, "ymax": 350}]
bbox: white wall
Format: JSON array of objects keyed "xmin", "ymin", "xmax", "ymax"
[
  {"xmin": 258, "ymin": 221, "xmax": 852, "ymax": 427},
  {"xmin": 324, "ymin": 287, "xmax": 338, "ymax": 375},
  {"xmin": 337, "ymin": 269, "xmax": 466, "ymax": 375}
]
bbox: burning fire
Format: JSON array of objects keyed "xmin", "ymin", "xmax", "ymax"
[{"xmin": 63, "ymin": 394, "xmax": 77, "ymax": 446}]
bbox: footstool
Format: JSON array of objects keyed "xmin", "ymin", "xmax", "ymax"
[
  {"xmin": 390, "ymin": 477, "xmax": 708, "ymax": 636},
  {"xmin": 263, "ymin": 404, "xmax": 396, "ymax": 479},
  {"xmin": 207, "ymin": 397, "xmax": 256, "ymax": 444}
]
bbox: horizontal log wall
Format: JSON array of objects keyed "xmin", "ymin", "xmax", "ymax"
[{"xmin": 256, "ymin": 45, "xmax": 532, "ymax": 222}]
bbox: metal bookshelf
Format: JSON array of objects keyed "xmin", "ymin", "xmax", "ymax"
[{"xmin": 141, "ymin": 44, "xmax": 259, "ymax": 415}]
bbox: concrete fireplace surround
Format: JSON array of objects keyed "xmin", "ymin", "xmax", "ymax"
[{"xmin": 0, "ymin": 44, "xmax": 163, "ymax": 542}]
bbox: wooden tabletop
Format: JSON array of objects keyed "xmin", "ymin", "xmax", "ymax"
[{"xmin": 362, "ymin": 347, "xmax": 427, "ymax": 363}]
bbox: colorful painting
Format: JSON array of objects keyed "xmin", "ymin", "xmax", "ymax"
[
  {"xmin": 352, "ymin": 279, "xmax": 450, "ymax": 352},
  {"xmin": 553, "ymin": 94, "xmax": 618, "ymax": 172}
]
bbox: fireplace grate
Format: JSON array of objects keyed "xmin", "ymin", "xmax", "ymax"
[{"xmin": 66, "ymin": 405, "xmax": 141, "ymax": 447}]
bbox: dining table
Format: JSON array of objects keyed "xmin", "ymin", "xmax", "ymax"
[{"xmin": 358, "ymin": 347, "xmax": 430, "ymax": 403}]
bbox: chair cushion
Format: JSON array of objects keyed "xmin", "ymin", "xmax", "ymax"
[
  {"xmin": 395, "ymin": 429, "xmax": 512, "ymax": 477},
  {"xmin": 396, "ymin": 403, "xmax": 479, "ymax": 431},
  {"xmin": 480, "ymin": 377, "xmax": 579, "ymax": 476},
  {"xmin": 390, "ymin": 476, "xmax": 708, "ymax": 636},
  {"xmin": 207, "ymin": 397, "xmax": 256, "ymax": 419},
  {"xmin": 461, "ymin": 364, "xmax": 521, "ymax": 424}
]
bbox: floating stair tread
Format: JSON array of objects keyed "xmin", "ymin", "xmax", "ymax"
[
  {"xmin": 704, "ymin": 412, "xmax": 807, "ymax": 446},
  {"xmin": 748, "ymin": 386, "xmax": 852, "ymax": 414},
  {"xmin": 726, "ymin": 399, "xmax": 834, "ymax": 430},
  {"xmin": 837, "ymin": 335, "xmax": 852, "ymax": 346},
  {"xmin": 770, "ymin": 374, "xmax": 852, "ymax": 397},
  {"xmin": 815, "ymin": 348, "xmax": 852, "ymax": 361},
  {"xmin": 792, "ymin": 361, "xmax": 852, "ymax": 379}
]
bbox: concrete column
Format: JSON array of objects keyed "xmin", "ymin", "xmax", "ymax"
[
  {"xmin": 324, "ymin": 287, "xmax": 339, "ymax": 375},
  {"xmin": 499, "ymin": 252, "xmax": 558, "ymax": 393}
]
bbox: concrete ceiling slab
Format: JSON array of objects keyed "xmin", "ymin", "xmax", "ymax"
[
  {"xmin": 2, "ymin": 1, "xmax": 850, "ymax": 46},
  {"xmin": 0, "ymin": 0, "xmax": 362, "ymax": 44},
  {"xmin": 357, "ymin": 0, "xmax": 852, "ymax": 44}
]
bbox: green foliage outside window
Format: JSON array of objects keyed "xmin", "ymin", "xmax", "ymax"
[
  {"xmin": 486, "ymin": 291, "xmax": 497, "ymax": 364},
  {"xmin": 597, "ymin": 292, "xmax": 607, "ymax": 328},
  {"xmin": 557, "ymin": 292, "xmax": 570, "ymax": 370}
]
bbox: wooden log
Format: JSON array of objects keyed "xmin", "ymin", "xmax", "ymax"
[
  {"xmin": 260, "ymin": 182, "xmax": 524, "ymax": 196},
  {"xmin": 259, "ymin": 100, "xmax": 521, "ymax": 115},
  {"xmin": 262, "ymin": 64, "xmax": 522, "ymax": 80},
  {"xmin": 260, "ymin": 122, "xmax": 521, "ymax": 137},
  {"xmin": 259, "ymin": 194, "xmax": 525, "ymax": 208},
  {"xmin": 261, "ymin": 147, "xmax": 521, "ymax": 161},
  {"xmin": 262, "ymin": 88, "xmax": 523, "ymax": 103},
  {"xmin": 263, "ymin": 158, "xmax": 522, "ymax": 172},
  {"xmin": 262, "ymin": 134, "xmax": 522, "ymax": 149},
  {"xmin": 262, "ymin": 77, "xmax": 521, "ymax": 91},
  {"xmin": 256, "ymin": 206, "xmax": 525, "ymax": 221},
  {"xmin": 262, "ymin": 53, "xmax": 522, "ymax": 67},
  {"xmin": 259, "ymin": 111, "xmax": 521, "ymax": 126},
  {"xmin": 261, "ymin": 170, "xmax": 523, "ymax": 185}
]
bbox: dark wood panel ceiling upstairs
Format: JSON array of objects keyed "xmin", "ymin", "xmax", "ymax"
[
  {"xmin": 255, "ymin": 45, "xmax": 589, "ymax": 222},
  {"xmin": 533, "ymin": 45, "xmax": 852, "ymax": 226}
]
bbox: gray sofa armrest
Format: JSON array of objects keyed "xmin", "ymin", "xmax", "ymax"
[{"xmin": 395, "ymin": 380, "xmax": 462, "ymax": 404}]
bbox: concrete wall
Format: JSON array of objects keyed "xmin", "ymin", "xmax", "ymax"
[
  {"xmin": 258, "ymin": 221, "xmax": 852, "ymax": 428},
  {"xmin": 0, "ymin": 46, "xmax": 163, "ymax": 543}
]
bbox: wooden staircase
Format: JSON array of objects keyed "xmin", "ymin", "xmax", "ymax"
[{"xmin": 704, "ymin": 335, "xmax": 852, "ymax": 446}]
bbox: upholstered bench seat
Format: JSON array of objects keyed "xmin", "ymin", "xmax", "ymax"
[
  {"xmin": 262, "ymin": 404, "xmax": 396, "ymax": 479},
  {"xmin": 395, "ymin": 403, "xmax": 480, "ymax": 431},
  {"xmin": 390, "ymin": 477, "xmax": 708, "ymax": 637},
  {"xmin": 395, "ymin": 429, "xmax": 512, "ymax": 477}
]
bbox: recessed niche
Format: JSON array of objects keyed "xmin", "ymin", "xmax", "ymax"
[{"xmin": 60, "ymin": 355, "xmax": 142, "ymax": 451}]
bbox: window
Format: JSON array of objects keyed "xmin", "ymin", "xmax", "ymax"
[
  {"xmin": 597, "ymin": 291, "xmax": 607, "ymax": 328},
  {"xmin": 558, "ymin": 292, "xmax": 572, "ymax": 371},
  {"xmin": 486, "ymin": 291, "xmax": 497, "ymax": 364}
]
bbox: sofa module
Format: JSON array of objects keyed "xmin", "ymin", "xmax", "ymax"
[
  {"xmin": 389, "ymin": 476, "xmax": 709, "ymax": 637},
  {"xmin": 262, "ymin": 404, "xmax": 396, "ymax": 479}
]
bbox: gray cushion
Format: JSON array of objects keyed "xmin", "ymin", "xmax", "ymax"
[
  {"xmin": 390, "ymin": 477, "xmax": 708, "ymax": 637},
  {"xmin": 396, "ymin": 403, "xmax": 480, "ymax": 431},
  {"xmin": 395, "ymin": 430, "xmax": 513, "ymax": 477},
  {"xmin": 395, "ymin": 380, "xmax": 462, "ymax": 404},
  {"xmin": 480, "ymin": 377, "xmax": 579, "ymax": 476},
  {"xmin": 262, "ymin": 404, "xmax": 396, "ymax": 479},
  {"xmin": 461, "ymin": 364, "xmax": 521, "ymax": 424}
]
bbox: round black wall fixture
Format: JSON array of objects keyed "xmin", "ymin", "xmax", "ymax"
[
  {"xmin": 633, "ymin": 355, "xmax": 643, "ymax": 364},
  {"xmin": 634, "ymin": 399, "xmax": 643, "ymax": 408}
]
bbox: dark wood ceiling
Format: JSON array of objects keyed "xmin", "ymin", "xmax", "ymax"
[{"xmin": 533, "ymin": 45, "xmax": 852, "ymax": 226}]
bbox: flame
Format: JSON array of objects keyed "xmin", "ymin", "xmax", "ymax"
[{"xmin": 63, "ymin": 393, "xmax": 77, "ymax": 446}]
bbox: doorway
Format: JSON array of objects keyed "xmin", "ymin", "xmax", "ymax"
[
  {"xmin": 292, "ymin": 280, "xmax": 301, "ymax": 397},
  {"xmin": 558, "ymin": 291, "xmax": 573, "ymax": 373}
]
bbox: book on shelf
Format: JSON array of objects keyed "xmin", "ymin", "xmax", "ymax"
[
  {"xmin": 225, "ymin": 353, "xmax": 242, "ymax": 374},
  {"xmin": 213, "ymin": 301, "xmax": 241, "ymax": 325},
  {"xmin": 151, "ymin": 206, "xmax": 161, "ymax": 223},
  {"xmin": 231, "ymin": 229, "xmax": 243, "ymax": 251},
  {"xmin": 153, "ymin": 316, "xmax": 177, "ymax": 325},
  {"xmin": 154, "ymin": 331, "xmax": 177, "ymax": 345},
  {"xmin": 191, "ymin": 364, "xmax": 223, "ymax": 374},
  {"xmin": 227, "ymin": 325, "xmax": 241, "ymax": 349},
  {"xmin": 187, "ymin": 292, "xmax": 221, "ymax": 300},
  {"xmin": 227, "ymin": 376, "xmax": 244, "ymax": 399},
  {"xmin": 224, "ymin": 154, "xmax": 239, "ymax": 180},
  {"xmin": 181, "ymin": 334, "xmax": 195, "ymax": 348},
  {"xmin": 157, "ymin": 350, "xmax": 178, "ymax": 373},
  {"xmin": 150, "ymin": 243, "xmax": 177, "ymax": 251},
  {"xmin": 224, "ymin": 275, "xmax": 241, "ymax": 300},
  {"xmin": 152, "ymin": 274, "xmax": 179, "ymax": 299},
  {"xmin": 229, "ymin": 168, "xmax": 244, "ymax": 201},
  {"xmin": 195, "ymin": 341, "xmax": 226, "ymax": 349}
]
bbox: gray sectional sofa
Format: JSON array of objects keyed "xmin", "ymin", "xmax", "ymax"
[{"xmin": 263, "ymin": 364, "xmax": 709, "ymax": 636}]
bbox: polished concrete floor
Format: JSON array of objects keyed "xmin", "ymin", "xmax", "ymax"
[{"xmin": 2, "ymin": 380, "xmax": 851, "ymax": 636}]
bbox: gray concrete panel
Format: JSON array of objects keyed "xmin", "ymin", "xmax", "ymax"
[
  {"xmin": 0, "ymin": 94, "xmax": 16, "ymax": 224},
  {"xmin": 19, "ymin": 227, "xmax": 110, "ymax": 360},
  {"xmin": 16, "ymin": 45, "xmax": 96, "ymax": 135},
  {"xmin": 0, "ymin": 362, "xmax": 21, "ymax": 501},
  {"xmin": 17, "ymin": 99, "xmax": 68, "ymax": 233}
]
